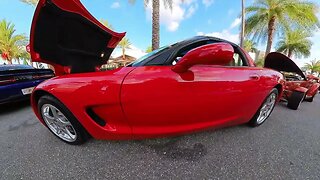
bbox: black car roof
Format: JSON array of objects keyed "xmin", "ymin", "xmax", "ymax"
[
  {"xmin": 177, "ymin": 36, "xmax": 237, "ymax": 47},
  {"xmin": 131, "ymin": 36, "xmax": 240, "ymax": 67}
]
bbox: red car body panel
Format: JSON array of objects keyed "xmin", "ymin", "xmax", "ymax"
[
  {"xmin": 31, "ymin": 65, "xmax": 284, "ymax": 140},
  {"xmin": 172, "ymin": 43, "xmax": 234, "ymax": 73},
  {"xmin": 30, "ymin": 0, "xmax": 285, "ymax": 140},
  {"xmin": 31, "ymin": 68, "xmax": 135, "ymax": 140},
  {"xmin": 121, "ymin": 66, "xmax": 283, "ymax": 138}
]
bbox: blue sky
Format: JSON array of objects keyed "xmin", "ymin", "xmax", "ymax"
[{"xmin": 0, "ymin": 0, "xmax": 319, "ymax": 66}]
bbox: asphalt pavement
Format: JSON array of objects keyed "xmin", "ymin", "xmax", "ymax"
[{"xmin": 0, "ymin": 97, "xmax": 320, "ymax": 179}]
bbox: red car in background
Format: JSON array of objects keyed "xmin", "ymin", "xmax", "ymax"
[
  {"xmin": 29, "ymin": 0, "xmax": 284, "ymax": 145},
  {"xmin": 265, "ymin": 52, "xmax": 320, "ymax": 110},
  {"xmin": 307, "ymin": 75, "xmax": 320, "ymax": 83}
]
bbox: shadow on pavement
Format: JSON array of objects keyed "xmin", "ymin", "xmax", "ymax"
[{"xmin": 0, "ymin": 100, "xmax": 31, "ymax": 115}]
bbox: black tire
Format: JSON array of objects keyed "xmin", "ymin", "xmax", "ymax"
[
  {"xmin": 38, "ymin": 95, "xmax": 90, "ymax": 145},
  {"xmin": 248, "ymin": 88, "xmax": 278, "ymax": 127},
  {"xmin": 305, "ymin": 95, "xmax": 314, "ymax": 102},
  {"xmin": 287, "ymin": 91, "xmax": 305, "ymax": 110}
]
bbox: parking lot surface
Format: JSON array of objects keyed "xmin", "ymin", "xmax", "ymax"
[{"xmin": 0, "ymin": 97, "xmax": 320, "ymax": 179}]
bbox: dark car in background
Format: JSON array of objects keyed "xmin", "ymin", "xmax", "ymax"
[{"xmin": 0, "ymin": 65, "xmax": 54, "ymax": 104}]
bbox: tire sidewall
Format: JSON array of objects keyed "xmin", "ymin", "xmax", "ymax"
[
  {"xmin": 38, "ymin": 95, "xmax": 88, "ymax": 145},
  {"xmin": 287, "ymin": 91, "xmax": 305, "ymax": 110},
  {"xmin": 249, "ymin": 88, "xmax": 278, "ymax": 127}
]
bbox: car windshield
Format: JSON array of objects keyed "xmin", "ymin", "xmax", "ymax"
[{"xmin": 131, "ymin": 46, "xmax": 169, "ymax": 66}]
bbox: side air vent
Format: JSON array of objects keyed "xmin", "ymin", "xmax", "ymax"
[{"xmin": 86, "ymin": 108, "xmax": 106, "ymax": 127}]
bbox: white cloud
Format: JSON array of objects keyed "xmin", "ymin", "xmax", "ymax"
[
  {"xmin": 230, "ymin": 18, "xmax": 241, "ymax": 29},
  {"xmin": 145, "ymin": 0, "xmax": 198, "ymax": 32},
  {"xmin": 197, "ymin": 17, "xmax": 240, "ymax": 44},
  {"xmin": 186, "ymin": 4, "xmax": 198, "ymax": 18},
  {"xmin": 197, "ymin": 30, "xmax": 239, "ymax": 44},
  {"xmin": 202, "ymin": 0, "xmax": 214, "ymax": 7},
  {"xmin": 111, "ymin": 45, "xmax": 146, "ymax": 59},
  {"xmin": 111, "ymin": 2, "xmax": 120, "ymax": 9}
]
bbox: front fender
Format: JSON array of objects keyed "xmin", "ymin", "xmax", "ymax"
[
  {"xmin": 294, "ymin": 87, "xmax": 308, "ymax": 93},
  {"xmin": 307, "ymin": 83, "xmax": 320, "ymax": 97},
  {"xmin": 31, "ymin": 67, "xmax": 135, "ymax": 140}
]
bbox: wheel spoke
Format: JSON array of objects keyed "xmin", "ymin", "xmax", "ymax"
[
  {"xmin": 50, "ymin": 106, "xmax": 59, "ymax": 118},
  {"xmin": 41, "ymin": 104, "xmax": 77, "ymax": 142},
  {"xmin": 257, "ymin": 92, "xmax": 277, "ymax": 124}
]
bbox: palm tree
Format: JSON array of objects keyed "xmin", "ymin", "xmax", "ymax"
[
  {"xmin": 129, "ymin": 0, "xmax": 173, "ymax": 50},
  {"xmin": 118, "ymin": 37, "xmax": 131, "ymax": 60},
  {"xmin": 0, "ymin": 20, "xmax": 28, "ymax": 64},
  {"xmin": 244, "ymin": 39, "xmax": 257, "ymax": 53},
  {"xmin": 18, "ymin": 51, "xmax": 31, "ymax": 66},
  {"xmin": 100, "ymin": 19, "xmax": 113, "ymax": 30},
  {"xmin": 146, "ymin": 46, "xmax": 153, "ymax": 53},
  {"xmin": 255, "ymin": 57, "xmax": 265, "ymax": 67},
  {"xmin": 244, "ymin": 39, "xmax": 261, "ymax": 61},
  {"xmin": 245, "ymin": 0, "xmax": 319, "ymax": 57},
  {"xmin": 20, "ymin": 0, "xmax": 38, "ymax": 6},
  {"xmin": 276, "ymin": 29, "xmax": 312, "ymax": 59},
  {"xmin": 303, "ymin": 60, "xmax": 320, "ymax": 74}
]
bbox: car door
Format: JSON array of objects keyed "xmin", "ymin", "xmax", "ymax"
[{"xmin": 121, "ymin": 44, "xmax": 267, "ymax": 138}]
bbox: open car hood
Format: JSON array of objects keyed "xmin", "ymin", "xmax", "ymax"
[
  {"xmin": 264, "ymin": 52, "xmax": 306, "ymax": 80},
  {"xmin": 30, "ymin": 0, "xmax": 125, "ymax": 74}
]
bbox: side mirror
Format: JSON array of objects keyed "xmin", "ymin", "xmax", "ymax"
[{"xmin": 172, "ymin": 43, "xmax": 234, "ymax": 73}]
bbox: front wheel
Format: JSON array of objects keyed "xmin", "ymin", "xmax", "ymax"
[
  {"xmin": 38, "ymin": 95, "xmax": 89, "ymax": 145},
  {"xmin": 248, "ymin": 88, "xmax": 278, "ymax": 127}
]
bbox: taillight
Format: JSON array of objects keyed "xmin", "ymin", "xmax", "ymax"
[
  {"xmin": 0, "ymin": 77, "xmax": 16, "ymax": 85},
  {"xmin": 32, "ymin": 74, "xmax": 54, "ymax": 79}
]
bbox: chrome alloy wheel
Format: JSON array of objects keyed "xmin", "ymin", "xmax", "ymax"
[
  {"xmin": 41, "ymin": 104, "xmax": 77, "ymax": 142},
  {"xmin": 257, "ymin": 93, "xmax": 277, "ymax": 124}
]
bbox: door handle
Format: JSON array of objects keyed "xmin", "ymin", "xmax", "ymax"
[{"xmin": 249, "ymin": 74, "xmax": 260, "ymax": 80}]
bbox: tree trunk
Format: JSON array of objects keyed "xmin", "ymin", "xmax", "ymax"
[
  {"xmin": 152, "ymin": 0, "xmax": 160, "ymax": 50},
  {"xmin": 122, "ymin": 47, "xmax": 125, "ymax": 60},
  {"xmin": 288, "ymin": 49, "xmax": 293, "ymax": 58},
  {"xmin": 240, "ymin": 0, "xmax": 245, "ymax": 48},
  {"xmin": 265, "ymin": 16, "xmax": 276, "ymax": 58},
  {"xmin": 7, "ymin": 57, "xmax": 12, "ymax": 64},
  {"xmin": 255, "ymin": 50, "xmax": 260, "ymax": 62}
]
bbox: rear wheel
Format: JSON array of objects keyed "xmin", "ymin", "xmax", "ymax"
[
  {"xmin": 248, "ymin": 88, "xmax": 278, "ymax": 127},
  {"xmin": 287, "ymin": 91, "xmax": 305, "ymax": 110},
  {"xmin": 38, "ymin": 95, "xmax": 89, "ymax": 145},
  {"xmin": 305, "ymin": 95, "xmax": 315, "ymax": 102}
]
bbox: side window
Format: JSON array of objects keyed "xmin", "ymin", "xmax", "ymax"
[
  {"xmin": 231, "ymin": 53, "xmax": 245, "ymax": 66},
  {"xmin": 172, "ymin": 41, "xmax": 208, "ymax": 65},
  {"xmin": 171, "ymin": 40, "xmax": 248, "ymax": 67}
]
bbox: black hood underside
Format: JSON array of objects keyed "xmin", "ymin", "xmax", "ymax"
[{"xmin": 264, "ymin": 52, "xmax": 306, "ymax": 80}]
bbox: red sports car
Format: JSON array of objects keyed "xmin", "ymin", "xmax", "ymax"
[
  {"xmin": 265, "ymin": 52, "xmax": 320, "ymax": 110},
  {"xmin": 29, "ymin": 0, "xmax": 284, "ymax": 144}
]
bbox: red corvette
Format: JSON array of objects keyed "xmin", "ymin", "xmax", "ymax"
[
  {"xmin": 265, "ymin": 52, "xmax": 320, "ymax": 110},
  {"xmin": 29, "ymin": 0, "xmax": 284, "ymax": 144}
]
